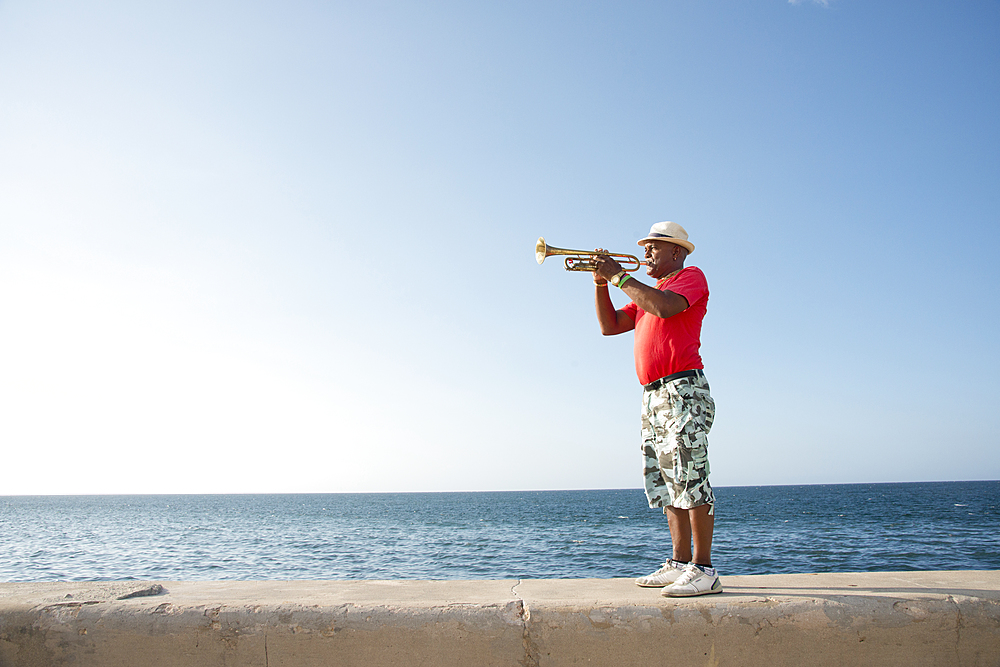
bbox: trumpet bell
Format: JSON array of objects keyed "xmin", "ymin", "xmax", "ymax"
[{"xmin": 535, "ymin": 237, "xmax": 549, "ymax": 265}]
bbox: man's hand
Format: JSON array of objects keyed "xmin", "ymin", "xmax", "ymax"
[{"xmin": 592, "ymin": 250, "xmax": 624, "ymax": 283}]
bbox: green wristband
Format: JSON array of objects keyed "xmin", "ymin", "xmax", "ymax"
[{"xmin": 617, "ymin": 274, "xmax": 632, "ymax": 288}]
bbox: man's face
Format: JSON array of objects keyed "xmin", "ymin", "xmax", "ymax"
[{"xmin": 643, "ymin": 240, "xmax": 681, "ymax": 278}]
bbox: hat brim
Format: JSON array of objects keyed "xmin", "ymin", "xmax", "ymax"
[{"xmin": 637, "ymin": 236, "xmax": 695, "ymax": 254}]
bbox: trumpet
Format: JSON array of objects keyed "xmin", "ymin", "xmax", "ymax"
[{"xmin": 535, "ymin": 237, "xmax": 645, "ymax": 272}]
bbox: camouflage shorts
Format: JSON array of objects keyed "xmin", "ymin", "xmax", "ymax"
[{"xmin": 641, "ymin": 374, "xmax": 716, "ymax": 514}]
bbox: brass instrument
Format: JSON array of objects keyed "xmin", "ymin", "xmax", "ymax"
[{"xmin": 535, "ymin": 237, "xmax": 645, "ymax": 272}]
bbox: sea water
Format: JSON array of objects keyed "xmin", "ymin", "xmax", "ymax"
[{"xmin": 1, "ymin": 481, "xmax": 997, "ymax": 582}]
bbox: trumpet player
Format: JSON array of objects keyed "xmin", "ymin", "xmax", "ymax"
[{"xmin": 592, "ymin": 221, "xmax": 721, "ymax": 597}]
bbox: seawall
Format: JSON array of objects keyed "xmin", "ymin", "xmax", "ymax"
[{"xmin": 1, "ymin": 571, "xmax": 998, "ymax": 666}]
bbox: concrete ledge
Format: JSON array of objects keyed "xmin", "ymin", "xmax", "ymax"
[{"xmin": 1, "ymin": 571, "xmax": 998, "ymax": 666}]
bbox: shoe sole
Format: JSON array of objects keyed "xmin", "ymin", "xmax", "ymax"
[{"xmin": 661, "ymin": 582, "xmax": 723, "ymax": 597}]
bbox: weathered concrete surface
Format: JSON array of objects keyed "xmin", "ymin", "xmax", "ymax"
[{"xmin": 1, "ymin": 571, "xmax": 998, "ymax": 666}]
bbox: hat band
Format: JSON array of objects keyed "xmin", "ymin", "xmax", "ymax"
[{"xmin": 648, "ymin": 232, "xmax": 676, "ymax": 239}]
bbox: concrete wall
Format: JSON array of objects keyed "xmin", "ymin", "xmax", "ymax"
[{"xmin": 1, "ymin": 571, "xmax": 998, "ymax": 666}]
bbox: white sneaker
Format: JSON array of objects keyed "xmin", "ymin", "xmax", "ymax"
[
  {"xmin": 660, "ymin": 563, "xmax": 723, "ymax": 597},
  {"xmin": 635, "ymin": 559, "xmax": 687, "ymax": 587}
]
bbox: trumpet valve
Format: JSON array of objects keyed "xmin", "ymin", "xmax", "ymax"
[{"xmin": 565, "ymin": 257, "xmax": 596, "ymax": 271}]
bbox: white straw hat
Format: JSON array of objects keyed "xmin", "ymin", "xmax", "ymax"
[{"xmin": 637, "ymin": 221, "xmax": 694, "ymax": 254}]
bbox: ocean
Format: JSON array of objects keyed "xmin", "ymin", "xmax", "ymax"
[{"xmin": 1, "ymin": 481, "xmax": 997, "ymax": 582}]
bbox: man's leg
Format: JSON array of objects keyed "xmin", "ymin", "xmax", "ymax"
[
  {"xmin": 689, "ymin": 503, "xmax": 714, "ymax": 567},
  {"xmin": 665, "ymin": 506, "xmax": 692, "ymax": 563},
  {"xmin": 635, "ymin": 505, "xmax": 695, "ymax": 588},
  {"xmin": 660, "ymin": 503, "xmax": 721, "ymax": 597},
  {"xmin": 666, "ymin": 504, "xmax": 713, "ymax": 566}
]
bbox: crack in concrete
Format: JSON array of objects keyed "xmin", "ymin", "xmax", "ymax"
[
  {"xmin": 509, "ymin": 579, "xmax": 539, "ymax": 667},
  {"xmin": 947, "ymin": 595, "xmax": 964, "ymax": 666}
]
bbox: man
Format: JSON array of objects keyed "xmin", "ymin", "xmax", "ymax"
[{"xmin": 592, "ymin": 221, "xmax": 721, "ymax": 597}]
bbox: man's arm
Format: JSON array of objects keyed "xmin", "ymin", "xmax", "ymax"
[
  {"xmin": 595, "ymin": 284, "xmax": 635, "ymax": 335},
  {"xmin": 618, "ymin": 279, "xmax": 690, "ymax": 319},
  {"xmin": 596, "ymin": 255, "xmax": 690, "ymax": 322}
]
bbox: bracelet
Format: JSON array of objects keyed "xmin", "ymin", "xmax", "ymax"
[
  {"xmin": 617, "ymin": 274, "xmax": 632, "ymax": 288},
  {"xmin": 594, "ymin": 281, "xmax": 608, "ymax": 287}
]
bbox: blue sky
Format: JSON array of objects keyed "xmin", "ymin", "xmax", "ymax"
[{"xmin": 1, "ymin": 0, "xmax": 997, "ymax": 494}]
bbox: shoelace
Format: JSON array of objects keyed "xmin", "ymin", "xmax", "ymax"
[
  {"xmin": 673, "ymin": 566, "xmax": 701, "ymax": 586},
  {"xmin": 641, "ymin": 564, "xmax": 670, "ymax": 579}
]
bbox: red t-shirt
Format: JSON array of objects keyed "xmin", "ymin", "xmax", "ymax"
[{"xmin": 622, "ymin": 266, "xmax": 709, "ymax": 385}]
